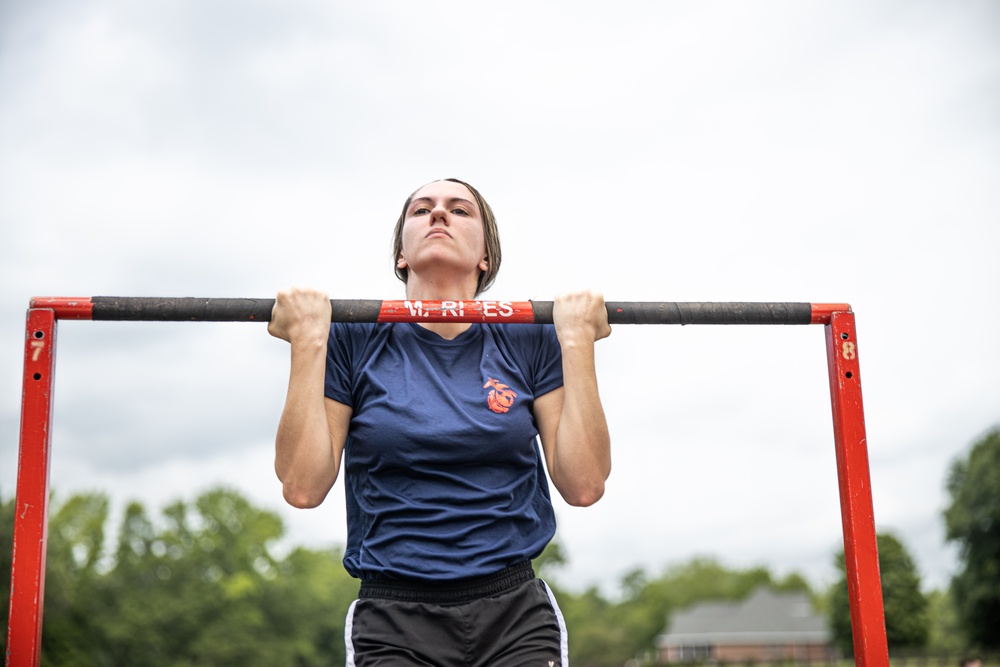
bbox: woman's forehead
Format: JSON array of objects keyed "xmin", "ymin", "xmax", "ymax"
[{"xmin": 411, "ymin": 180, "xmax": 476, "ymax": 205}]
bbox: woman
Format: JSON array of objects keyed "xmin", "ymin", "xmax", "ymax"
[{"xmin": 268, "ymin": 178, "xmax": 611, "ymax": 666}]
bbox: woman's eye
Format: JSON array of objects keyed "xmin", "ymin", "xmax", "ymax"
[
  {"xmin": 413, "ymin": 207, "xmax": 430, "ymax": 215},
  {"xmin": 452, "ymin": 209, "xmax": 469, "ymax": 216}
]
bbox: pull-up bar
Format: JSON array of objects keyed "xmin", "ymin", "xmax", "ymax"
[
  {"xmin": 7, "ymin": 297, "xmax": 888, "ymax": 667},
  {"xmin": 30, "ymin": 296, "xmax": 850, "ymax": 325}
]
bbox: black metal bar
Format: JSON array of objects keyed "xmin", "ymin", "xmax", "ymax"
[
  {"xmin": 553, "ymin": 301, "xmax": 814, "ymax": 325},
  {"xmin": 90, "ymin": 297, "xmax": 275, "ymax": 321},
  {"xmin": 78, "ymin": 297, "xmax": 816, "ymax": 325}
]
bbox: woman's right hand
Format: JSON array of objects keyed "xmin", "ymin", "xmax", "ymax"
[
  {"xmin": 268, "ymin": 287, "xmax": 333, "ymax": 344},
  {"xmin": 270, "ymin": 287, "xmax": 346, "ymax": 509}
]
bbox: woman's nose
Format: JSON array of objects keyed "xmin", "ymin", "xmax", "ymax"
[{"xmin": 430, "ymin": 203, "xmax": 449, "ymax": 224}]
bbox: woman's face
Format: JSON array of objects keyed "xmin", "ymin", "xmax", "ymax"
[{"xmin": 397, "ymin": 180, "xmax": 489, "ymax": 282}]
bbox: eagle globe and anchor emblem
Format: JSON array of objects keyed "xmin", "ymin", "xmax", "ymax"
[{"xmin": 483, "ymin": 378, "xmax": 518, "ymax": 414}]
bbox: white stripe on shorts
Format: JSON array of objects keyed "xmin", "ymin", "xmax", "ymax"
[
  {"xmin": 542, "ymin": 580, "xmax": 570, "ymax": 666},
  {"xmin": 344, "ymin": 599, "xmax": 359, "ymax": 667}
]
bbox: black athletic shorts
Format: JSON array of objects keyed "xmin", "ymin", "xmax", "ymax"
[{"xmin": 344, "ymin": 562, "xmax": 568, "ymax": 666}]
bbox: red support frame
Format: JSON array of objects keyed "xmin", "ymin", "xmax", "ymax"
[
  {"xmin": 7, "ymin": 309, "xmax": 57, "ymax": 667},
  {"xmin": 6, "ymin": 301, "xmax": 889, "ymax": 666},
  {"xmin": 825, "ymin": 311, "xmax": 888, "ymax": 665}
]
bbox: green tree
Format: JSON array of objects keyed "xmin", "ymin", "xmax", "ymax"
[
  {"xmin": 1, "ymin": 492, "xmax": 16, "ymax": 657},
  {"xmin": 944, "ymin": 425, "xmax": 1000, "ymax": 649},
  {"xmin": 91, "ymin": 489, "xmax": 293, "ymax": 665},
  {"xmin": 925, "ymin": 588, "xmax": 965, "ymax": 652},
  {"xmin": 533, "ymin": 539, "xmax": 568, "ymax": 579},
  {"xmin": 558, "ymin": 585, "xmax": 633, "ymax": 667},
  {"xmin": 24, "ymin": 487, "xmax": 361, "ymax": 667},
  {"xmin": 263, "ymin": 545, "xmax": 358, "ymax": 665},
  {"xmin": 829, "ymin": 532, "xmax": 929, "ymax": 654},
  {"xmin": 40, "ymin": 492, "xmax": 112, "ymax": 666}
]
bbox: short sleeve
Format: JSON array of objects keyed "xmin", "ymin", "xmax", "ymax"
[
  {"xmin": 324, "ymin": 322, "xmax": 355, "ymax": 406},
  {"xmin": 530, "ymin": 324, "xmax": 564, "ymax": 397}
]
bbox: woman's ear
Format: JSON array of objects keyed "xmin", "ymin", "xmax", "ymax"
[{"xmin": 397, "ymin": 255, "xmax": 408, "ymax": 269}]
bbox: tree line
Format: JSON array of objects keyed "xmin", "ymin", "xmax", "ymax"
[{"xmin": 2, "ymin": 425, "xmax": 997, "ymax": 666}]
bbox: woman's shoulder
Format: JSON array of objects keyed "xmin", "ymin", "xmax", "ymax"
[
  {"xmin": 485, "ymin": 322, "xmax": 556, "ymax": 341},
  {"xmin": 330, "ymin": 320, "xmax": 381, "ymax": 337},
  {"xmin": 328, "ymin": 321, "xmax": 393, "ymax": 352},
  {"xmin": 484, "ymin": 323, "xmax": 560, "ymax": 357}
]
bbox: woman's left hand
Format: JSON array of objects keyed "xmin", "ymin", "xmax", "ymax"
[
  {"xmin": 552, "ymin": 290, "xmax": 612, "ymax": 344},
  {"xmin": 534, "ymin": 289, "xmax": 612, "ymax": 507}
]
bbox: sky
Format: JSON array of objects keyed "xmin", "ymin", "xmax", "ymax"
[{"xmin": 1, "ymin": 0, "xmax": 998, "ymax": 599}]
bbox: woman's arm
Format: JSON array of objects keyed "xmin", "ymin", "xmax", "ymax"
[
  {"xmin": 535, "ymin": 290, "xmax": 612, "ymax": 507},
  {"xmin": 269, "ymin": 287, "xmax": 351, "ymax": 509}
]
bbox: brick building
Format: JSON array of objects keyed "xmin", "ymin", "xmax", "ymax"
[{"xmin": 656, "ymin": 588, "xmax": 832, "ymax": 663}]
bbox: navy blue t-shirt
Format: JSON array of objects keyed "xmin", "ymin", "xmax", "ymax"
[{"xmin": 324, "ymin": 321, "xmax": 564, "ymax": 582}]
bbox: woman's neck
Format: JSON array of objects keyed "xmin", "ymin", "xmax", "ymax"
[{"xmin": 405, "ymin": 276, "xmax": 478, "ymax": 340}]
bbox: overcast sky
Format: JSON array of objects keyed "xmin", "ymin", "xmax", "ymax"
[{"xmin": 2, "ymin": 0, "xmax": 998, "ymax": 598}]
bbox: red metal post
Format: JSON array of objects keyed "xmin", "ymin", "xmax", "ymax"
[
  {"xmin": 6, "ymin": 309, "xmax": 57, "ymax": 667},
  {"xmin": 825, "ymin": 311, "xmax": 889, "ymax": 666}
]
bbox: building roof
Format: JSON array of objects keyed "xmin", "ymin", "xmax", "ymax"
[{"xmin": 657, "ymin": 588, "xmax": 830, "ymax": 646}]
